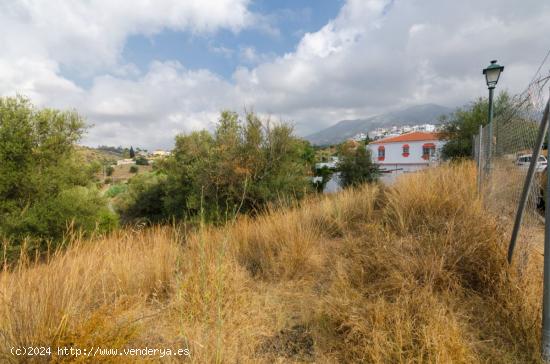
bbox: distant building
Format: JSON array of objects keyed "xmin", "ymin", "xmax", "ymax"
[
  {"xmin": 367, "ymin": 131, "xmax": 446, "ymax": 183},
  {"xmin": 116, "ymin": 158, "xmax": 135, "ymax": 166},
  {"xmin": 351, "ymin": 132, "xmax": 368, "ymax": 142},
  {"xmin": 315, "ymin": 156, "xmax": 340, "ymax": 170},
  {"xmin": 151, "ymin": 150, "xmax": 171, "ymax": 158}
]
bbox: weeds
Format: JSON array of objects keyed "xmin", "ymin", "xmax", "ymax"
[{"xmin": 0, "ymin": 162, "xmax": 544, "ymax": 363}]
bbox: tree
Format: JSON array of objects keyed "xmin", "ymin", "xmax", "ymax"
[
  {"xmin": 135, "ymin": 156, "xmax": 149, "ymax": 165},
  {"xmin": 123, "ymin": 111, "xmax": 312, "ymax": 223},
  {"xmin": 338, "ymin": 141, "xmax": 379, "ymax": 188},
  {"xmin": 441, "ymin": 91, "xmax": 513, "ymax": 160},
  {"xmin": 0, "ymin": 96, "xmax": 117, "ymax": 248},
  {"xmin": 129, "ymin": 146, "xmax": 135, "ymax": 158}
]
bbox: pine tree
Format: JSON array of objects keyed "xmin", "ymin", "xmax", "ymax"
[{"xmin": 129, "ymin": 146, "xmax": 135, "ymax": 158}]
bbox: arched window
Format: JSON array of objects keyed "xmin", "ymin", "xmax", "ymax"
[
  {"xmin": 377, "ymin": 145, "xmax": 385, "ymax": 161},
  {"xmin": 402, "ymin": 144, "xmax": 410, "ymax": 157},
  {"xmin": 422, "ymin": 143, "xmax": 436, "ymax": 160}
]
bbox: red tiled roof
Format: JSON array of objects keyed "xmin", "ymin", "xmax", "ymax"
[{"xmin": 370, "ymin": 131, "xmax": 441, "ymax": 144}]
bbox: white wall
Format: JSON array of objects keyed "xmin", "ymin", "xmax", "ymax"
[{"xmin": 368, "ymin": 140, "xmax": 445, "ymax": 165}]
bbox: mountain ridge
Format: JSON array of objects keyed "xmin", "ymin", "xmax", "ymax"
[{"xmin": 305, "ymin": 104, "xmax": 453, "ymax": 145}]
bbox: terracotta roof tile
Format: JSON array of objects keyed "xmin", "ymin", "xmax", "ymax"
[{"xmin": 370, "ymin": 131, "xmax": 441, "ymax": 144}]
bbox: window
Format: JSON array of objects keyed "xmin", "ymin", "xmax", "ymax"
[
  {"xmin": 422, "ymin": 143, "xmax": 436, "ymax": 160},
  {"xmin": 377, "ymin": 146, "xmax": 385, "ymax": 161},
  {"xmin": 402, "ymin": 144, "xmax": 410, "ymax": 157}
]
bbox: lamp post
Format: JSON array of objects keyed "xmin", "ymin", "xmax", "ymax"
[{"xmin": 482, "ymin": 60, "xmax": 504, "ymax": 170}]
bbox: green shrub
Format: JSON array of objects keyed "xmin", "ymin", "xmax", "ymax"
[
  {"xmin": 0, "ymin": 96, "xmax": 116, "ymax": 251},
  {"xmin": 129, "ymin": 165, "xmax": 138, "ymax": 173},
  {"xmin": 4, "ymin": 186, "xmax": 118, "ymax": 243},
  {"xmin": 105, "ymin": 183, "xmax": 127, "ymax": 198},
  {"xmin": 114, "ymin": 173, "xmax": 167, "ymax": 223},
  {"xmin": 135, "ymin": 156, "xmax": 149, "ymax": 165},
  {"xmin": 106, "ymin": 165, "xmax": 114, "ymax": 176}
]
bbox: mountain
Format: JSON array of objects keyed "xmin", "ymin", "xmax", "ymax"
[{"xmin": 305, "ymin": 104, "xmax": 453, "ymax": 145}]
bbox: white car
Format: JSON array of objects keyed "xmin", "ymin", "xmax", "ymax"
[{"xmin": 516, "ymin": 154, "xmax": 547, "ymax": 172}]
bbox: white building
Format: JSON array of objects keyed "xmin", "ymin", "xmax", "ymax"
[
  {"xmin": 315, "ymin": 156, "xmax": 340, "ymax": 170},
  {"xmin": 116, "ymin": 158, "xmax": 135, "ymax": 166},
  {"xmin": 367, "ymin": 131, "xmax": 446, "ymax": 182},
  {"xmin": 152, "ymin": 150, "xmax": 171, "ymax": 157}
]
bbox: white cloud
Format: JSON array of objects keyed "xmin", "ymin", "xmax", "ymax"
[
  {"xmin": 81, "ymin": 61, "xmax": 241, "ymax": 148},
  {"xmin": 1, "ymin": 0, "xmax": 550, "ymax": 148},
  {"xmin": 231, "ymin": 0, "xmax": 550, "ymax": 135}
]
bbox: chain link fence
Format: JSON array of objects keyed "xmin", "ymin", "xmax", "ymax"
[{"xmin": 474, "ymin": 72, "xmax": 550, "ymax": 261}]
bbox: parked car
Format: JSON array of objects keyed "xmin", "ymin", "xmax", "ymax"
[{"xmin": 516, "ymin": 154, "xmax": 547, "ymax": 172}]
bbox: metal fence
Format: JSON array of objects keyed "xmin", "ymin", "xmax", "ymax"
[{"xmin": 474, "ymin": 73, "xmax": 550, "ymax": 265}]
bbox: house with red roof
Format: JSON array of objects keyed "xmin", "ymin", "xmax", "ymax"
[{"xmin": 367, "ymin": 131, "xmax": 446, "ymax": 177}]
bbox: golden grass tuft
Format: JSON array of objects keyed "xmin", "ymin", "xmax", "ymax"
[{"xmin": 0, "ymin": 162, "xmax": 545, "ymax": 363}]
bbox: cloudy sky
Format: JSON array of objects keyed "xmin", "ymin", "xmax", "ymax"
[{"xmin": 1, "ymin": 0, "xmax": 549, "ymax": 149}]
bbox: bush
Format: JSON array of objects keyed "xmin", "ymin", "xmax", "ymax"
[
  {"xmin": 129, "ymin": 165, "xmax": 138, "ymax": 173},
  {"xmin": 105, "ymin": 183, "xmax": 127, "ymax": 198},
  {"xmin": 0, "ymin": 96, "xmax": 114, "ymax": 249},
  {"xmin": 114, "ymin": 173, "xmax": 167, "ymax": 223},
  {"xmin": 3, "ymin": 186, "xmax": 118, "ymax": 243},
  {"xmin": 135, "ymin": 156, "xmax": 149, "ymax": 165},
  {"xmin": 106, "ymin": 165, "xmax": 114, "ymax": 176},
  {"xmin": 338, "ymin": 141, "xmax": 378, "ymax": 187},
  {"xmin": 161, "ymin": 111, "xmax": 313, "ymax": 221}
]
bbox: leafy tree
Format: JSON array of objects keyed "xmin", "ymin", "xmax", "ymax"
[
  {"xmin": 338, "ymin": 141, "xmax": 379, "ymax": 187},
  {"xmin": 0, "ymin": 96, "xmax": 117, "ymax": 247},
  {"xmin": 122, "ymin": 111, "xmax": 312, "ymax": 223},
  {"xmin": 441, "ymin": 91, "xmax": 513, "ymax": 159},
  {"xmin": 114, "ymin": 172, "xmax": 167, "ymax": 223},
  {"xmin": 135, "ymin": 156, "xmax": 149, "ymax": 165},
  {"xmin": 129, "ymin": 146, "xmax": 135, "ymax": 158}
]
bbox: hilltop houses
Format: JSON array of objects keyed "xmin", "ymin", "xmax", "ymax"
[{"xmin": 367, "ymin": 131, "xmax": 446, "ymax": 180}]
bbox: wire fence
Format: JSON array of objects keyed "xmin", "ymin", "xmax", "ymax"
[{"xmin": 474, "ymin": 72, "xmax": 550, "ymax": 263}]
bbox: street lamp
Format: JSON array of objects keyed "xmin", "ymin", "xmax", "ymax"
[
  {"xmin": 482, "ymin": 60, "xmax": 504, "ymax": 168},
  {"xmin": 483, "ymin": 60, "xmax": 504, "ymax": 89}
]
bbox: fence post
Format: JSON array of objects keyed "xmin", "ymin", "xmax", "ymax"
[
  {"xmin": 477, "ymin": 125, "xmax": 483, "ymax": 194},
  {"xmin": 486, "ymin": 87, "xmax": 495, "ymax": 174},
  {"xmin": 543, "ymin": 99, "xmax": 550, "ymax": 361},
  {"xmin": 508, "ymin": 99, "xmax": 550, "ymax": 263}
]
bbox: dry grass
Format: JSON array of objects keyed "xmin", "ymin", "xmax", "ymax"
[{"xmin": 0, "ymin": 162, "xmax": 545, "ymax": 363}]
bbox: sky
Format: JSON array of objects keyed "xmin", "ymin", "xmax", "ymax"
[{"xmin": 1, "ymin": 0, "xmax": 549, "ymax": 150}]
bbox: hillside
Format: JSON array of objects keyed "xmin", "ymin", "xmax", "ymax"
[
  {"xmin": 0, "ymin": 163, "xmax": 543, "ymax": 363},
  {"xmin": 306, "ymin": 104, "xmax": 452, "ymax": 145},
  {"xmin": 76, "ymin": 146, "xmax": 122, "ymax": 165}
]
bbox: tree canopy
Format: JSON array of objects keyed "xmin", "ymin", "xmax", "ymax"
[
  {"xmin": 116, "ymin": 111, "xmax": 314, "ymax": 223},
  {"xmin": 338, "ymin": 140, "xmax": 379, "ymax": 188},
  {"xmin": 440, "ymin": 91, "xmax": 514, "ymax": 159},
  {"xmin": 0, "ymin": 96, "xmax": 117, "ymax": 250}
]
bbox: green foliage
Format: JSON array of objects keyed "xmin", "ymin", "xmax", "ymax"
[
  {"xmin": 441, "ymin": 91, "xmax": 513, "ymax": 159},
  {"xmin": 314, "ymin": 166, "xmax": 334, "ymax": 192},
  {"xmin": 338, "ymin": 142, "xmax": 379, "ymax": 188},
  {"xmin": 129, "ymin": 146, "xmax": 135, "ymax": 158},
  {"xmin": 106, "ymin": 165, "xmax": 114, "ymax": 176},
  {"xmin": 129, "ymin": 165, "xmax": 138, "ymax": 173},
  {"xmin": 135, "ymin": 156, "xmax": 149, "ymax": 165},
  {"xmin": 114, "ymin": 172, "xmax": 168, "ymax": 223},
  {"xmin": 4, "ymin": 187, "xmax": 117, "ymax": 241},
  {"xmin": 105, "ymin": 183, "xmax": 127, "ymax": 198},
  {"xmin": 118, "ymin": 111, "xmax": 312, "ymax": 223},
  {"xmin": 0, "ymin": 96, "xmax": 116, "ymax": 246}
]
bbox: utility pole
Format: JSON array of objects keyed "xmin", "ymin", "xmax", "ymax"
[{"xmin": 543, "ymin": 108, "xmax": 550, "ymax": 361}]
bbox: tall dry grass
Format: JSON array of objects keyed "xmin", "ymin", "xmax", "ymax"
[{"xmin": 0, "ymin": 162, "xmax": 545, "ymax": 363}]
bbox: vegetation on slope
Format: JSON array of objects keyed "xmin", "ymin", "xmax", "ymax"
[
  {"xmin": 0, "ymin": 163, "xmax": 543, "ymax": 362},
  {"xmin": 0, "ymin": 96, "xmax": 118, "ymax": 256}
]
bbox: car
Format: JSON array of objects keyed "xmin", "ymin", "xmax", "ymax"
[{"xmin": 516, "ymin": 154, "xmax": 547, "ymax": 172}]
